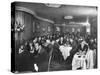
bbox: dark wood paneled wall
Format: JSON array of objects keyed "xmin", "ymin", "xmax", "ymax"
[
  {"xmin": 15, "ymin": 11, "xmax": 35, "ymax": 43},
  {"xmin": 14, "ymin": 11, "xmax": 96, "ymax": 43}
]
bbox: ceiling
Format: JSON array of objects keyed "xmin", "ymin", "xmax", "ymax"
[{"xmin": 15, "ymin": 2, "xmax": 97, "ymax": 24}]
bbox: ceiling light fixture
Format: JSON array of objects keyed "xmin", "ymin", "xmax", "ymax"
[
  {"xmin": 45, "ymin": 3, "xmax": 61, "ymax": 8},
  {"xmin": 64, "ymin": 16, "xmax": 73, "ymax": 19}
]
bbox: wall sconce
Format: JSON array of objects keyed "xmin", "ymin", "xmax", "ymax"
[
  {"xmin": 56, "ymin": 27, "xmax": 60, "ymax": 31},
  {"xmin": 42, "ymin": 28, "xmax": 46, "ymax": 31},
  {"xmin": 15, "ymin": 17, "xmax": 25, "ymax": 32}
]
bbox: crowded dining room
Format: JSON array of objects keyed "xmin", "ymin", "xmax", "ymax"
[{"xmin": 11, "ymin": 2, "xmax": 98, "ymax": 73}]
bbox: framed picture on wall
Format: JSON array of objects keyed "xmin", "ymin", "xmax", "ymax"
[{"xmin": 11, "ymin": 1, "xmax": 98, "ymax": 74}]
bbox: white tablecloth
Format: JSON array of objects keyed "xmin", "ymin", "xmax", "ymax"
[
  {"xmin": 59, "ymin": 45, "xmax": 72, "ymax": 60},
  {"xmin": 85, "ymin": 49, "xmax": 94, "ymax": 69},
  {"xmin": 72, "ymin": 49, "xmax": 95, "ymax": 70},
  {"xmin": 72, "ymin": 53, "xmax": 86, "ymax": 70}
]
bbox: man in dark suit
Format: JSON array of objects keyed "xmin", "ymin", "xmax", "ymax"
[{"xmin": 77, "ymin": 40, "xmax": 88, "ymax": 52}]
